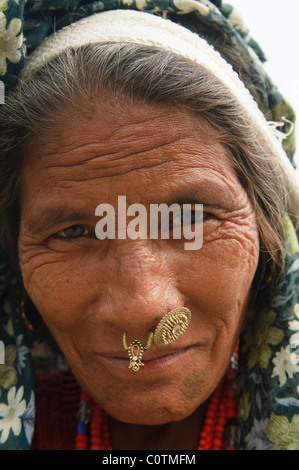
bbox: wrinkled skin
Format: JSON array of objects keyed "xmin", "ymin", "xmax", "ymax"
[{"xmin": 18, "ymin": 96, "xmax": 260, "ymax": 449}]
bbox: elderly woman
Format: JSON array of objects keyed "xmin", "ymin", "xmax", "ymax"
[{"xmin": 0, "ymin": 0, "xmax": 299, "ymax": 451}]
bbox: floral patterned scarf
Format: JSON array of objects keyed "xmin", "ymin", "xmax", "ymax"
[{"xmin": 0, "ymin": 0, "xmax": 298, "ymax": 450}]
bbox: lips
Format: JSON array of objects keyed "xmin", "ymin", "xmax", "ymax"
[
  {"xmin": 97, "ymin": 345, "xmax": 194, "ymax": 370},
  {"xmin": 136, "ymin": 347, "xmax": 189, "ymax": 362}
]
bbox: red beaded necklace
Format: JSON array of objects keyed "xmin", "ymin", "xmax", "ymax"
[
  {"xmin": 197, "ymin": 366, "xmax": 238, "ymax": 450},
  {"xmin": 76, "ymin": 354, "xmax": 238, "ymax": 451}
]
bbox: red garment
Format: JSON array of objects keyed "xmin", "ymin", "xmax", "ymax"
[{"xmin": 31, "ymin": 371, "xmax": 81, "ymax": 450}]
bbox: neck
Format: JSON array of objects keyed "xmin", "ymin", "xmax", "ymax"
[{"xmin": 109, "ymin": 404, "xmax": 207, "ymax": 450}]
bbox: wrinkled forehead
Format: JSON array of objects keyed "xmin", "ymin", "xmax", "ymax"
[
  {"xmin": 19, "ymin": 97, "xmax": 243, "ymax": 212},
  {"xmin": 21, "ymin": 93, "xmax": 229, "ymax": 170}
]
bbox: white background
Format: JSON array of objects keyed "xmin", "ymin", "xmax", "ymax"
[{"xmin": 228, "ymin": 0, "xmax": 299, "ymax": 168}]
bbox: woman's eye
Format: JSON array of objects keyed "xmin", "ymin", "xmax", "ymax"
[
  {"xmin": 172, "ymin": 209, "xmax": 204, "ymax": 226},
  {"xmin": 160, "ymin": 208, "xmax": 203, "ymax": 237},
  {"xmin": 55, "ymin": 225, "xmax": 88, "ymax": 239}
]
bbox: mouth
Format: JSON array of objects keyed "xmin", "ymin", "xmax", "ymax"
[{"xmin": 97, "ymin": 345, "xmax": 195, "ymax": 371}]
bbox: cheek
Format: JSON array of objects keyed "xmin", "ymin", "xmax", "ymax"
[
  {"xmin": 19, "ymin": 247, "xmax": 100, "ymax": 332},
  {"xmin": 196, "ymin": 216, "xmax": 259, "ymax": 284},
  {"xmin": 179, "ymin": 219, "xmax": 260, "ymax": 330}
]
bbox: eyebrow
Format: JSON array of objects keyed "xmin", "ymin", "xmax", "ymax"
[
  {"xmin": 167, "ymin": 182, "xmax": 229, "ymax": 207},
  {"xmin": 26, "ymin": 180, "xmax": 230, "ymax": 236},
  {"xmin": 26, "ymin": 207, "xmax": 93, "ymax": 235}
]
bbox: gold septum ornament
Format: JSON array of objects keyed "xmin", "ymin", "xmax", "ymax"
[
  {"xmin": 123, "ymin": 307, "xmax": 191, "ymax": 371},
  {"xmin": 123, "ymin": 331, "xmax": 154, "ymax": 372}
]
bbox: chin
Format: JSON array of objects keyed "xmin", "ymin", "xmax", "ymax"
[{"xmin": 104, "ymin": 396, "xmax": 200, "ymax": 426}]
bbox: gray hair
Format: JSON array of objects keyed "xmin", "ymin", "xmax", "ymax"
[{"xmin": 0, "ymin": 41, "xmax": 292, "ymax": 290}]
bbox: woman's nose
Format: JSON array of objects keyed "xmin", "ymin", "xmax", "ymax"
[{"xmin": 99, "ymin": 240, "xmax": 185, "ymax": 337}]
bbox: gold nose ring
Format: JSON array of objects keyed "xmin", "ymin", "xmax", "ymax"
[
  {"xmin": 153, "ymin": 307, "xmax": 192, "ymax": 346},
  {"xmin": 123, "ymin": 307, "xmax": 191, "ymax": 371},
  {"xmin": 122, "ymin": 331, "xmax": 154, "ymax": 371}
]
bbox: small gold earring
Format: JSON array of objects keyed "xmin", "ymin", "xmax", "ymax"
[{"xmin": 20, "ymin": 298, "xmax": 44, "ymax": 333}]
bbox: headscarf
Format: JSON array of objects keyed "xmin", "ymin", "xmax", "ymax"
[{"xmin": 0, "ymin": 0, "xmax": 298, "ymax": 450}]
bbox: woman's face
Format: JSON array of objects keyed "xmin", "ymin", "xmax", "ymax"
[{"xmin": 18, "ymin": 96, "xmax": 259, "ymax": 425}]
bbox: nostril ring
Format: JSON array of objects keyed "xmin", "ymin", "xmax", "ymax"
[
  {"xmin": 123, "ymin": 307, "xmax": 191, "ymax": 371},
  {"xmin": 153, "ymin": 307, "xmax": 192, "ymax": 346}
]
